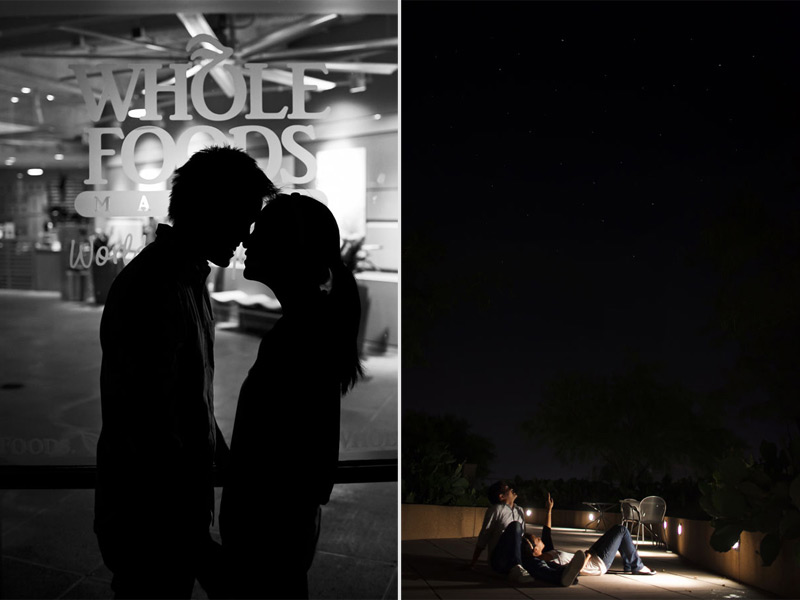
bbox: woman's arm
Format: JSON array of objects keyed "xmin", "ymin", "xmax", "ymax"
[{"xmin": 542, "ymin": 493, "xmax": 556, "ymax": 552}]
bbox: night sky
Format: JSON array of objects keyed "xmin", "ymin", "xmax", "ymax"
[{"xmin": 401, "ymin": 1, "xmax": 800, "ymax": 480}]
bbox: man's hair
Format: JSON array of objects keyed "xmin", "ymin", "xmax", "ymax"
[
  {"xmin": 487, "ymin": 480, "xmax": 509, "ymax": 505},
  {"xmin": 168, "ymin": 145, "xmax": 277, "ymax": 225}
]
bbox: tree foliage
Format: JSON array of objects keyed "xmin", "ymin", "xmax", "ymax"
[
  {"xmin": 522, "ymin": 365, "xmax": 742, "ymax": 492},
  {"xmin": 401, "ymin": 410, "xmax": 496, "ymax": 506},
  {"xmin": 701, "ymin": 193, "xmax": 800, "ymax": 432},
  {"xmin": 401, "ymin": 441, "xmax": 481, "ymax": 506},
  {"xmin": 402, "ymin": 410, "xmax": 496, "ymax": 478},
  {"xmin": 699, "ymin": 438, "xmax": 800, "ymax": 566}
]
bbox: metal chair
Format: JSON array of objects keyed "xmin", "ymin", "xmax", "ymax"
[
  {"xmin": 637, "ymin": 495, "xmax": 667, "ymax": 550},
  {"xmin": 619, "ymin": 498, "xmax": 641, "ymax": 536}
]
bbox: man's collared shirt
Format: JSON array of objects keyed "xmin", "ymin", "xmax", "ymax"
[{"xmin": 477, "ymin": 502, "xmax": 527, "ymax": 558}]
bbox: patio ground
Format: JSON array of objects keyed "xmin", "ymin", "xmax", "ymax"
[{"xmin": 402, "ymin": 528, "xmax": 776, "ymax": 599}]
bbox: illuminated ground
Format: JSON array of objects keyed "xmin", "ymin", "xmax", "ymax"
[{"xmin": 402, "ymin": 529, "xmax": 774, "ymax": 599}]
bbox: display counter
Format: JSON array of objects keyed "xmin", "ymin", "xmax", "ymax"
[{"xmin": 209, "ymin": 265, "xmax": 397, "ymax": 354}]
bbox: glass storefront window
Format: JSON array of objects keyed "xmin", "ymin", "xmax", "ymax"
[{"xmin": 0, "ymin": 5, "xmax": 398, "ymax": 469}]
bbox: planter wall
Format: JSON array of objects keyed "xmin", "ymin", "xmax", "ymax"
[{"xmin": 663, "ymin": 516, "xmax": 800, "ymax": 599}]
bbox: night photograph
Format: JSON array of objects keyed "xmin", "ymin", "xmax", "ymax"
[{"xmin": 401, "ymin": 2, "xmax": 800, "ymax": 597}]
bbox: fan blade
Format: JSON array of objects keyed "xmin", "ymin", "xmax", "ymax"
[
  {"xmin": 273, "ymin": 62, "xmax": 396, "ymax": 76},
  {"xmin": 0, "ymin": 134, "xmax": 62, "ymax": 144},
  {"xmin": 23, "ymin": 53, "xmax": 186, "ymax": 61},
  {"xmin": 0, "ymin": 64, "xmax": 98, "ymax": 98},
  {"xmin": 236, "ymin": 14, "xmax": 339, "ymax": 60},
  {"xmin": 257, "ymin": 67, "xmax": 336, "ymax": 91},
  {"xmin": 156, "ymin": 64, "xmax": 336, "ymax": 93},
  {"xmin": 0, "ymin": 124, "xmax": 39, "ymax": 137},
  {"xmin": 176, "ymin": 13, "xmax": 236, "ymax": 97},
  {"xmin": 59, "ymin": 67, "xmax": 144, "ymax": 82},
  {"xmin": 56, "ymin": 25, "xmax": 186, "ymax": 54},
  {"xmin": 248, "ymin": 38, "xmax": 397, "ymax": 62}
]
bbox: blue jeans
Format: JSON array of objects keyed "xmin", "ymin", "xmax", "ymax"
[
  {"xmin": 490, "ymin": 522, "xmax": 566, "ymax": 585},
  {"xmin": 588, "ymin": 525, "xmax": 644, "ymax": 572}
]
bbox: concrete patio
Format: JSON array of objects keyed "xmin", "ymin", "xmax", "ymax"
[{"xmin": 402, "ymin": 528, "xmax": 776, "ymax": 599}]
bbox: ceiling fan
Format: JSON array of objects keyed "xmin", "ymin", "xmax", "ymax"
[
  {"xmin": 23, "ymin": 13, "xmax": 398, "ymax": 101},
  {"xmin": 0, "ymin": 13, "xmax": 396, "ymax": 167}
]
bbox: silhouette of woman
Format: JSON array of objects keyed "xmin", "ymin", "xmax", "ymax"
[{"xmin": 219, "ymin": 193, "xmax": 364, "ymax": 599}]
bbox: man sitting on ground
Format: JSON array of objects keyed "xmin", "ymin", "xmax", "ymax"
[{"xmin": 468, "ymin": 481, "xmax": 585, "ymax": 586}]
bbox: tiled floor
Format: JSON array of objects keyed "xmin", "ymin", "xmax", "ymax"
[
  {"xmin": 402, "ymin": 529, "xmax": 775, "ymax": 600},
  {"xmin": 2, "ymin": 483, "xmax": 397, "ymax": 599},
  {"xmin": 0, "ymin": 290, "xmax": 397, "ymax": 599},
  {"xmin": 0, "ymin": 290, "xmax": 397, "ymax": 466}
]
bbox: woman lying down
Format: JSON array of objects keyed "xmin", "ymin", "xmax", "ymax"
[{"xmin": 526, "ymin": 493, "xmax": 657, "ymax": 578}]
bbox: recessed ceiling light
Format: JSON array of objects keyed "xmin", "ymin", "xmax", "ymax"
[
  {"xmin": 20, "ymin": 87, "xmax": 31, "ymax": 94},
  {"xmin": 10, "ymin": 97, "xmax": 19, "ymax": 104},
  {"xmin": 27, "ymin": 168, "xmax": 43, "ymax": 176},
  {"xmin": 54, "ymin": 153, "xmax": 64, "ymax": 161},
  {"xmin": 46, "ymin": 94, "xmax": 55, "ymax": 101},
  {"xmin": 127, "ymin": 108, "xmax": 146, "ymax": 119}
]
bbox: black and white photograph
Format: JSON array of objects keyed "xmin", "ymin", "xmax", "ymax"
[{"xmin": 0, "ymin": 1, "xmax": 397, "ymax": 598}]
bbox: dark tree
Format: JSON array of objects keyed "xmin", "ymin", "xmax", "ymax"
[
  {"xmin": 522, "ymin": 365, "xmax": 742, "ymax": 492},
  {"xmin": 402, "ymin": 410, "xmax": 496, "ymax": 478},
  {"xmin": 701, "ymin": 193, "xmax": 800, "ymax": 434}
]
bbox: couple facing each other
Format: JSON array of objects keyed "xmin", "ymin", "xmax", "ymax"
[
  {"xmin": 470, "ymin": 481, "xmax": 656, "ymax": 587},
  {"xmin": 94, "ymin": 146, "xmax": 363, "ymax": 599}
]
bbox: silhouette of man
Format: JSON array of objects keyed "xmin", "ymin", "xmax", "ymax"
[{"xmin": 94, "ymin": 146, "xmax": 277, "ymax": 599}]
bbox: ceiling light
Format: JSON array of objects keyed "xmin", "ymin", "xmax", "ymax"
[
  {"xmin": 27, "ymin": 168, "xmax": 43, "ymax": 176},
  {"xmin": 54, "ymin": 153, "xmax": 64, "ymax": 161},
  {"xmin": 374, "ymin": 114, "xmax": 382, "ymax": 120},
  {"xmin": 10, "ymin": 96, "xmax": 19, "ymax": 104},
  {"xmin": 4, "ymin": 157, "xmax": 15, "ymax": 166},
  {"xmin": 127, "ymin": 108, "xmax": 146, "ymax": 119},
  {"xmin": 46, "ymin": 94, "xmax": 55, "ymax": 101},
  {"xmin": 20, "ymin": 87, "xmax": 31, "ymax": 94}
]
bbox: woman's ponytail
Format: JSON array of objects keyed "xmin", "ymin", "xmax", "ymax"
[{"xmin": 330, "ymin": 260, "xmax": 364, "ymax": 394}]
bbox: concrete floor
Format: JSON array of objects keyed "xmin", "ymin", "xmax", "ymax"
[
  {"xmin": 0, "ymin": 290, "xmax": 397, "ymax": 599},
  {"xmin": 402, "ymin": 529, "xmax": 775, "ymax": 600}
]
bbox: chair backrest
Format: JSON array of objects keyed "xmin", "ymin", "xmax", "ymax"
[
  {"xmin": 639, "ymin": 496, "xmax": 666, "ymax": 524},
  {"xmin": 620, "ymin": 498, "xmax": 641, "ymax": 521}
]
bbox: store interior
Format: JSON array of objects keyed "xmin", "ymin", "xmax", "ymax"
[{"xmin": 0, "ymin": 3, "xmax": 397, "ymax": 353}]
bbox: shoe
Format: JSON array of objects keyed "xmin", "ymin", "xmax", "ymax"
[
  {"xmin": 508, "ymin": 564, "xmax": 530, "ymax": 584},
  {"xmin": 560, "ymin": 550, "xmax": 585, "ymax": 587},
  {"xmin": 630, "ymin": 566, "xmax": 656, "ymax": 575}
]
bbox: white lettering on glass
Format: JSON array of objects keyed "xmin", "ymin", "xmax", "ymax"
[{"xmin": 71, "ymin": 34, "xmax": 331, "ymax": 195}]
